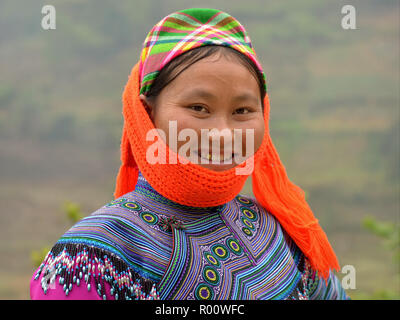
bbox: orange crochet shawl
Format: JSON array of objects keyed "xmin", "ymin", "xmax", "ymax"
[{"xmin": 114, "ymin": 62, "xmax": 340, "ymax": 279}]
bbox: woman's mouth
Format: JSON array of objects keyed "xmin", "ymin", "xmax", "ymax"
[{"xmin": 193, "ymin": 150, "xmax": 236, "ymax": 164}]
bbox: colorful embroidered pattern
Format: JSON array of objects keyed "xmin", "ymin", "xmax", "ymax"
[
  {"xmin": 32, "ymin": 171, "xmax": 349, "ymax": 300},
  {"xmin": 195, "ymin": 283, "xmax": 214, "ymax": 300},
  {"xmin": 140, "ymin": 211, "xmax": 158, "ymax": 225}
]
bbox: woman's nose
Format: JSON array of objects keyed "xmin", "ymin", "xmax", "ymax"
[
  {"xmin": 202, "ymin": 118, "xmax": 235, "ymax": 151},
  {"xmin": 206, "ymin": 115, "xmax": 232, "ymax": 132},
  {"xmin": 206, "ymin": 126, "xmax": 233, "ymax": 141}
]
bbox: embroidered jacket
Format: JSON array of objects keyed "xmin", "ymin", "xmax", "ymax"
[{"xmin": 30, "ymin": 171, "xmax": 350, "ymax": 300}]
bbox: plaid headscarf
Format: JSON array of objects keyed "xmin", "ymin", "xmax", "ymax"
[{"xmin": 138, "ymin": 8, "xmax": 267, "ymax": 96}]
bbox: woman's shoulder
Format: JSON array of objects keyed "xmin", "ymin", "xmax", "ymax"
[
  {"xmin": 30, "ymin": 193, "xmax": 168, "ymax": 300},
  {"xmin": 58, "ymin": 193, "xmax": 170, "ymax": 261},
  {"xmin": 233, "ymin": 193, "xmax": 300, "ymax": 246},
  {"xmin": 233, "ymin": 194, "xmax": 350, "ymax": 300},
  {"xmin": 232, "ymin": 193, "xmax": 275, "ymax": 220},
  {"xmin": 233, "ymin": 193, "xmax": 306, "ymax": 273}
]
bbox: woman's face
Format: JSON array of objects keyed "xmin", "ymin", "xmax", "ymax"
[{"xmin": 140, "ymin": 52, "xmax": 265, "ymax": 172}]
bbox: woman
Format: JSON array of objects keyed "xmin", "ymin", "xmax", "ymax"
[{"xmin": 30, "ymin": 8, "xmax": 349, "ymax": 300}]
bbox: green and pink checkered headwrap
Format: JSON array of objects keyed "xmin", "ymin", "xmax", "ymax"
[{"xmin": 138, "ymin": 8, "xmax": 267, "ymax": 96}]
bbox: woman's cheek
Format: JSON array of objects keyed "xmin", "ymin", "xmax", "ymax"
[
  {"xmin": 254, "ymin": 121, "xmax": 265, "ymax": 153},
  {"xmin": 153, "ymin": 112, "xmax": 198, "ymax": 153},
  {"xmin": 175, "ymin": 119, "xmax": 202, "ymax": 152},
  {"xmin": 241, "ymin": 120, "xmax": 264, "ymax": 156}
]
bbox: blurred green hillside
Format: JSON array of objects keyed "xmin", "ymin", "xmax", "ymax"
[{"xmin": 0, "ymin": 0, "xmax": 398, "ymax": 299}]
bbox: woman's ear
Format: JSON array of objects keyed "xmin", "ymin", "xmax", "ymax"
[{"xmin": 139, "ymin": 94, "xmax": 155, "ymax": 121}]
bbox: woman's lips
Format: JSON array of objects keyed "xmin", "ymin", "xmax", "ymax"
[{"xmin": 193, "ymin": 150, "xmax": 236, "ymax": 164}]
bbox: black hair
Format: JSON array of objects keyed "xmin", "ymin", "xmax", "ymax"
[{"xmin": 145, "ymin": 45, "xmax": 266, "ymax": 110}]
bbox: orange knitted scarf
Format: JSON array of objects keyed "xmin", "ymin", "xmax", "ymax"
[{"xmin": 114, "ymin": 61, "xmax": 340, "ymax": 279}]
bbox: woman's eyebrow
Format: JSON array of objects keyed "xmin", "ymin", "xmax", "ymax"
[
  {"xmin": 179, "ymin": 88, "xmax": 259, "ymax": 103},
  {"xmin": 179, "ymin": 88, "xmax": 217, "ymax": 100},
  {"xmin": 234, "ymin": 92, "xmax": 259, "ymax": 104}
]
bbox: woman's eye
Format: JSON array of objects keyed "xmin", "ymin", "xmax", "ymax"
[
  {"xmin": 234, "ymin": 107, "xmax": 251, "ymax": 114},
  {"xmin": 190, "ymin": 105, "xmax": 207, "ymax": 113}
]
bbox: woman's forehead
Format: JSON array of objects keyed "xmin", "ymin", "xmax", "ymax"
[
  {"xmin": 165, "ymin": 58, "xmax": 260, "ymax": 93},
  {"xmin": 177, "ymin": 87, "xmax": 260, "ymax": 104}
]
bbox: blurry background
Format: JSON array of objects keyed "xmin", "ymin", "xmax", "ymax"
[{"xmin": 0, "ymin": 0, "xmax": 398, "ymax": 299}]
